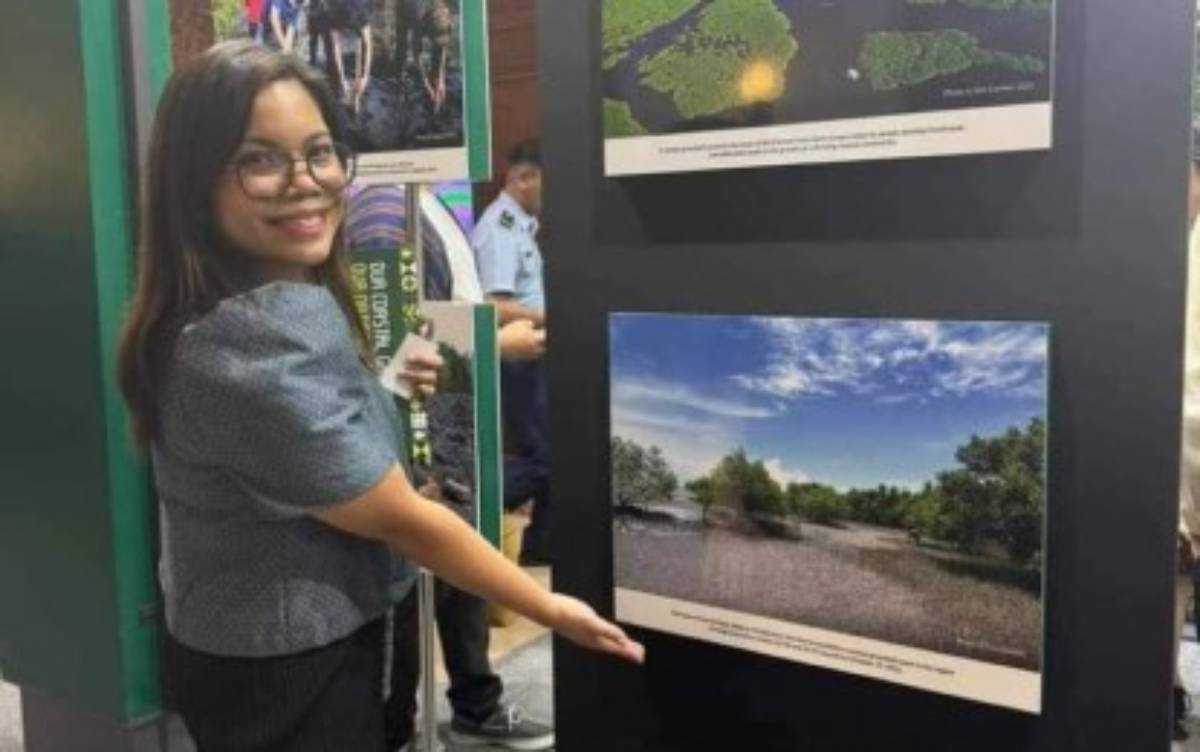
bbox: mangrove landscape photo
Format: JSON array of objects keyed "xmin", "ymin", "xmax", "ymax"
[{"xmin": 609, "ymin": 314, "xmax": 1049, "ymax": 671}]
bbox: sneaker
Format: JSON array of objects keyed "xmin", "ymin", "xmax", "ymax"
[{"xmin": 447, "ymin": 703, "xmax": 554, "ymax": 750}]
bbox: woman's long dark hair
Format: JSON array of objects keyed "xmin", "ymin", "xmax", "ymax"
[{"xmin": 118, "ymin": 40, "xmax": 367, "ymax": 450}]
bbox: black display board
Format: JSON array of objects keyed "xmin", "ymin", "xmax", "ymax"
[{"xmin": 541, "ymin": 1, "xmax": 1197, "ymax": 750}]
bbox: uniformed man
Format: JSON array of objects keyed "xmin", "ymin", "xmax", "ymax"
[{"xmin": 471, "ymin": 141, "xmax": 551, "ymax": 565}]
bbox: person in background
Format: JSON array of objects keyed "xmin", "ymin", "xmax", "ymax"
[
  {"xmin": 262, "ymin": 0, "xmax": 302, "ymax": 53},
  {"xmin": 1176, "ymin": 133, "xmax": 1200, "ymax": 742},
  {"xmin": 308, "ymin": 0, "xmax": 374, "ymax": 113},
  {"xmin": 471, "ymin": 140, "xmax": 551, "ymax": 566},
  {"xmin": 116, "ymin": 42, "xmax": 642, "ymax": 750},
  {"xmin": 244, "ymin": 0, "xmax": 265, "ymax": 40},
  {"xmin": 345, "ymin": 184, "xmax": 553, "ymax": 751},
  {"xmin": 395, "ymin": 0, "xmax": 456, "ymax": 113}
]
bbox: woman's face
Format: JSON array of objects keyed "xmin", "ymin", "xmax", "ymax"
[{"xmin": 212, "ymin": 79, "xmax": 345, "ymax": 282}]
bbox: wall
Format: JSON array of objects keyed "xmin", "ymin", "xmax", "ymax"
[{"xmin": 0, "ymin": 0, "xmax": 160, "ymax": 723}]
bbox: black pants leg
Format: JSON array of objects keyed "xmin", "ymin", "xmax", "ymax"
[
  {"xmin": 501, "ymin": 359, "xmax": 550, "ymax": 557},
  {"xmin": 505, "ymin": 458, "xmax": 550, "ymax": 557},
  {"xmin": 436, "ymin": 580, "xmax": 504, "ymax": 724},
  {"xmin": 166, "ymin": 620, "xmax": 388, "ymax": 752},
  {"xmin": 385, "ymin": 582, "xmax": 504, "ymax": 738},
  {"xmin": 385, "ymin": 592, "xmax": 421, "ymax": 749}
]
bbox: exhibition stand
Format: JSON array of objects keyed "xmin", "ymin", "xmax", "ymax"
[{"xmin": 544, "ymin": 1, "xmax": 1195, "ymax": 750}]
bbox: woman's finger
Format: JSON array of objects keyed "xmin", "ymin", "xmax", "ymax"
[
  {"xmin": 599, "ymin": 632, "xmax": 645, "ymax": 664},
  {"xmin": 405, "ymin": 351, "xmax": 444, "ymax": 369},
  {"xmin": 400, "ymin": 369, "xmax": 438, "ymax": 386}
]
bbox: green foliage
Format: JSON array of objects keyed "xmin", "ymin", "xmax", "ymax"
[
  {"xmin": 842, "ymin": 484, "xmax": 913, "ymax": 528},
  {"xmin": 611, "ymin": 436, "xmax": 679, "ymax": 507},
  {"xmin": 859, "ymin": 29, "xmax": 1045, "ymax": 92},
  {"xmin": 602, "ymin": 0, "xmax": 701, "ymax": 69},
  {"xmin": 682, "ymin": 418, "xmax": 1044, "ymax": 560},
  {"xmin": 639, "ymin": 0, "xmax": 799, "ymax": 120},
  {"xmin": 831, "ymin": 419, "xmax": 1045, "ymax": 562},
  {"xmin": 785, "ymin": 483, "xmax": 847, "ymax": 526},
  {"xmin": 686, "ymin": 476, "xmax": 715, "ymax": 522},
  {"xmin": 603, "ymin": 99, "xmax": 649, "ymax": 138},
  {"xmin": 901, "ymin": 483, "xmax": 948, "ymax": 543},
  {"xmin": 935, "ymin": 418, "xmax": 1046, "ymax": 562},
  {"xmin": 212, "ymin": 0, "xmax": 245, "ymax": 42},
  {"xmin": 690, "ymin": 448, "xmax": 790, "ymax": 534}
]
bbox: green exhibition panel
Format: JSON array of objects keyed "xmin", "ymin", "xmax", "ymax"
[{"xmin": 0, "ymin": 0, "xmax": 167, "ymax": 724}]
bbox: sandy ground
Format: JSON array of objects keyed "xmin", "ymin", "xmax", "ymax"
[{"xmin": 614, "ymin": 519, "xmax": 1041, "ymax": 669}]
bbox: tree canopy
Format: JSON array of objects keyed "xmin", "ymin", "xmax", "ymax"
[
  {"xmin": 671, "ymin": 418, "xmax": 1046, "ymax": 560},
  {"xmin": 612, "ymin": 436, "xmax": 678, "ymax": 508}
]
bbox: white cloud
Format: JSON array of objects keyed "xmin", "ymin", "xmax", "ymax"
[
  {"xmin": 875, "ymin": 393, "xmax": 917, "ymax": 405},
  {"xmin": 733, "ymin": 318, "xmax": 1047, "ymax": 405},
  {"xmin": 610, "ymin": 406, "xmax": 732, "ymax": 482},
  {"xmin": 609, "ymin": 373, "xmax": 771, "ymax": 482},
  {"xmin": 613, "ymin": 377, "xmax": 779, "ymax": 419},
  {"xmin": 762, "ymin": 457, "xmax": 810, "ymax": 487},
  {"xmin": 733, "ymin": 362, "xmax": 832, "ymax": 399}
]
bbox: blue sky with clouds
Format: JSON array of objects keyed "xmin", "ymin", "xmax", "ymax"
[{"xmin": 610, "ymin": 314, "xmax": 1049, "ymax": 490}]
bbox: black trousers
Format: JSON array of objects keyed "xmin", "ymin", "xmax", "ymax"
[
  {"xmin": 502, "ymin": 359, "xmax": 550, "ymax": 557},
  {"xmin": 165, "ymin": 619, "xmax": 388, "ymax": 752},
  {"xmin": 385, "ymin": 582, "xmax": 504, "ymax": 747}
]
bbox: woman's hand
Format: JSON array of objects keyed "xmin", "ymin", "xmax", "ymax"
[
  {"xmin": 399, "ymin": 350, "xmax": 444, "ymax": 398},
  {"xmin": 547, "ymin": 594, "xmax": 645, "ymax": 665},
  {"xmin": 317, "ymin": 468, "xmax": 646, "ymax": 667}
]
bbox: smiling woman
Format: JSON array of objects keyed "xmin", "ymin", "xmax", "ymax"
[
  {"xmin": 211, "ymin": 79, "xmax": 351, "ymax": 282},
  {"xmin": 114, "ymin": 40, "xmax": 643, "ymax": 751}
]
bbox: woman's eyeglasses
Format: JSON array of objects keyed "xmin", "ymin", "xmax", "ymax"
[{"xmin": 228, "ymin": 141, "xmax": 356, "ymax": 200}]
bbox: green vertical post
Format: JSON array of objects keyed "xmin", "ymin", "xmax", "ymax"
[{"xmin": 474, "ymin": 304, "xmax": 503, "ymax": 549}]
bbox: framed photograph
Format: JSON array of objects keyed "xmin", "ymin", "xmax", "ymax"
[
  {"xmin": 610, "ymin": 312, "xmax": 1049, "ymax": 713},
  {"xmin": 208, "ymin": 0, "xmax": 491, "ymax": 182},
  {"xmin": 602, "ymin": 0, "xmax": 1055, "ymax": 176}
]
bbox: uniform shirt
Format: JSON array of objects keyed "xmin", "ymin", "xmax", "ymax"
[
  {"xmin": 471, "ymin": 191, "xmax": 544, "ymax": 312},
  {"xmin": 153, "ymin": 282, "xmax": 404, "ymax": 657}
]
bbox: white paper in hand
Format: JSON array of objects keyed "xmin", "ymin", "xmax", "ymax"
[{"xmin": 380, "ymin": 332, "xmax": 439, "ymax": 400}]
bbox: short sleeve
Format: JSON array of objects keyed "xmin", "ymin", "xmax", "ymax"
[
  {"xmin": 173, "ymin": 283, "xmax": 398, "ymax": 516},
  {"xmin": 472, "ymin": 222, "xmax": 521, "ymax": 296}
]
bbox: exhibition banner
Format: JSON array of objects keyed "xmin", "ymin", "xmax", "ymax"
[
  {"xmin": 211, "ymin": 0, "xmax": 491, "ymax": 182},
  {"xmin": 344, "ymin": 182, "xmax": 502, "ymax": 545},
  {"xmin": 602, "ymin": 0, "xmax": 1055, "ymax": 175},
  {"xmin": 419, "ymin": 301, "xmax": 504, "ymax": 547},
  {"xmin": 347, "ymin": 249, "xmax": 502, "ymax": 546},
  {"xmin": 609, "ymin": 313, "xmax": 1048, "ymax": 712}
]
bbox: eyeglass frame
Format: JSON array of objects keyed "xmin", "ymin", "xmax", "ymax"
[{"xmin": 223, "ymin": 140, "xmax": 358, "ymax": 201}]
